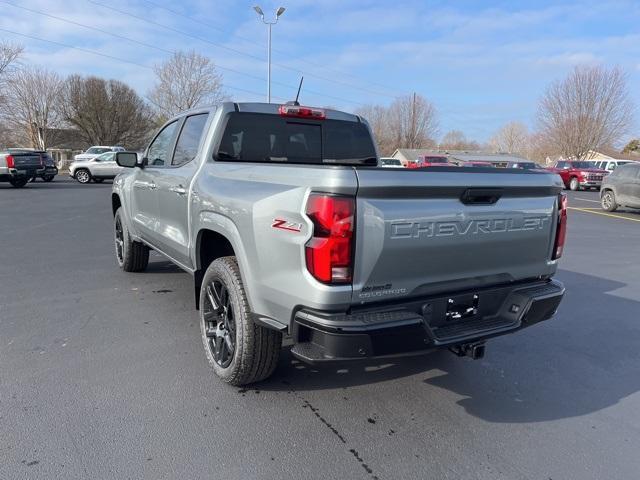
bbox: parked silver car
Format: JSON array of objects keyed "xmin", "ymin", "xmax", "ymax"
[
  {"xmin": 69, "ymin": 151, "xmax": 124, "ymax": 183},
  {"xmin": 74, "ymin": 145, "xmax": 125, "ymax": 162}
]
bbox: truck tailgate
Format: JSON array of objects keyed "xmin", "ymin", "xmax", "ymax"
[{"xmin": 352, "ymin": 168, "xmax": 564, "ymax": 305}]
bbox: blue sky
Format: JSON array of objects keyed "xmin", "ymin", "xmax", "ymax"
[{"xmin": 1, "ymin": 0, "xmax": 639, "ymax": 142}]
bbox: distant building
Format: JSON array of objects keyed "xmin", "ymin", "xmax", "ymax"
[
  {"xmin": 390, "ymin": 148, "xmax": 529, "ymax": 167},
  {"xmin": 46, "ymin": 129, "xmax": 89, "ymax": 167}
]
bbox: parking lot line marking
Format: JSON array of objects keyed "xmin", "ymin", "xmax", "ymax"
[
  {"xmin": 568, "ymin": 207, "xmax": 640, "ymax": 223},
  {"xmin": 573, "ymin": 197, "xmax": 600, "ymax": 203}
]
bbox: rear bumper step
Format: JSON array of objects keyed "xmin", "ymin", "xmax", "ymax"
[{"xmin": 290, "ymin": 279, "xmax": 564, "ymax": 364}]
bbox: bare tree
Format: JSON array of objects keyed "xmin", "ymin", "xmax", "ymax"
[
  {"xmin": 537, "ymin": 65, "xmax": 634, "ymax": 160},
  {"xmin": 439, "ymin": 130, "xmax": 480, "ymax": 151},
  {"xmin": 355, "ymin": 104, "xmax": 394, "ymax": 155},
  {"xmin": 1, "ymin": 66, "xmax": 63, "ymax": 149},
  {"xmin": 387, "ymin": 93, "xmax": 439, "ymax": 149},
  {"xmin": 489, "ymin": 121, "xmax": 530, "ymax": 156},
  {"xmin": 0, "ymin": 42, "xmax": 23, "ymax": 112},
  {"xmin": 60, "ymin": 75, "xmax": 153, "ymax": 149},
  {"xmin": 0, "ymin": 41, "xmax": 22, "ymax": 79},
  {"xmin": 148, "ymin": 50, "xmax": 225, "ymax": 119}
]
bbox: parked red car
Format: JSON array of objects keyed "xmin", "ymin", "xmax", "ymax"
[
  {"xmin": 547, "ymin": 160, "xmax": 608, "ymax": 191},
  {"xmin": 407, "ymin": 155, "xmax": 449, "ymax": 169}
]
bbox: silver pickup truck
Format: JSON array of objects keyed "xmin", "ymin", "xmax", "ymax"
[{"xmin": 111, "ymin": 102, "xmax": 567, "ymax": 386}]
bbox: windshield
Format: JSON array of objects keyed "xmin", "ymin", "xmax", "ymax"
[
  {"xmin": 518, "ymin": 162, "xmax": 539, "ymax": 169},
  {"xmin": 570, "ymin": 161, "xmax": 593, "ymax": 169},
  {"xmin": 86, "ymin": 147, "xmax": 111, "ymax": 154},
  {"xmin": 216, "ymin": 113, "xmax": 377, "ymax": 165}
]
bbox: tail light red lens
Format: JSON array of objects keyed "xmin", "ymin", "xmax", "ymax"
[
  {"xmin": 279, "ymin": 105, "xmax": 326, "ymax": 120},
  {"xmin": 6, "ymin": 155, "xmax": 15, "ymax": 168},
  {"xmin": 305, "ymin": 193, "xmax": 355, "ymax": 284},
  {"xmin": 552, "ymin": 192, "xmax": 567, "ymax": 259}
]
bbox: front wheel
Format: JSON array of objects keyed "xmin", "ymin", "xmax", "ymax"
[
  {"xmin": 75, "ymin": 169, "xmax": 91, "ymax": 184},
  {"xmin": 569, "ymin": 177, "xmax": 579, "ymax": 191},
  {"xmin": 9, "ymin": 178, "xmax": 29, "ymax": 188},
  {"xmin": 199, "ymin": 257, "xmax": 281, "ymax": 386},
  {"xmin": 114, "ymin": 208, "xmax": 149, "ymax": 272},
  {"xmin": 601, "ymin": 190, "xmax": 618, "ymax": 212}
]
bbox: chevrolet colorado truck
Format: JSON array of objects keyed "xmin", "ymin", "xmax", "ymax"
[
  {"xmin": 111, "ymin": 102, "xmax": 567, "ymax": 386},
  {"xmin": 547, "ymin": 160, "xmax": 607, "ymax": 190}
]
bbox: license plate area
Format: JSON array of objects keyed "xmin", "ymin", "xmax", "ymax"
[{"xmin": 421, "ymin": 290, "xmax": 507, "ymax": 329}]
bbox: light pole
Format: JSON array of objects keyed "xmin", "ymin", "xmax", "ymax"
[{"xmin": 253, "ymin": 5, "xmax": 286, "ymax": 103}]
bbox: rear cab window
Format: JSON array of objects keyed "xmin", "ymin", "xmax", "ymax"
[{"xmin": 215, "ymin": 112, "xmax": 376, "ymax": 165}]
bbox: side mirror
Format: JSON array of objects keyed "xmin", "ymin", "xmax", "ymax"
[{"xmin": 116, "ymin": 152, "xmax": 139, "ymax": 168}]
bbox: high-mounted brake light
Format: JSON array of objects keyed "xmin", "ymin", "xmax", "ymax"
[
  {"xmin": 305, "ymin": 193, "xmax": 355, "ymax": 284},
  {"xmin": 279, "ymin": 105, "xmax": 326, "ymax": 120},
  {"xmin": 6, "ymin": 155, "xmax": 15, "ymax": 169},
  {"xmin": 552, "ymin": 192, "xmax": 567, "ymax": 260}
]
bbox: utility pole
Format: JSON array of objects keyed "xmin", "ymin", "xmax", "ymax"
[{"xmin": 253, "ymin": 6, "xmax": 286, "ymax": 103}]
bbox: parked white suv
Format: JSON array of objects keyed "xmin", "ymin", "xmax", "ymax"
[
  {"xmin": 70, "ymin": 151, "xmax": 125, "ymax": 183},
  {"xmin": 74, "ymin": 146, "xmax": 125, "ymax": 162},
  {"xmin": 591, "ymin": 159, "xmax": 637, "ymax": 172}
]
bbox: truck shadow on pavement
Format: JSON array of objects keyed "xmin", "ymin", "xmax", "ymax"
[{"xmin": 262, "ymin": 269, "xmax": 640, "ymax": 424}]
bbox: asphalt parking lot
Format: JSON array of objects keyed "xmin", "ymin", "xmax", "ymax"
[{"xmin": 1, "ymin": 178, "xmax": 639, "ymax": 480}]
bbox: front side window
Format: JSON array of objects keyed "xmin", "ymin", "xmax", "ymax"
[
  {"xmin": 147, "ymin": 121, "xmax": 179, "ymax": 167},
  {"xmin": 173, "ymin": 114, "xmax": 209, "ymax": 166}
]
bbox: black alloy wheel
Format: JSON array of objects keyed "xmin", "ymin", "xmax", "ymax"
[{"xmin": 202, "ymin": 280, "xmax": 236, "ymax": 368}]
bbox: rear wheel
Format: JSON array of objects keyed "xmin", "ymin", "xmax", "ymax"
[
  {"xmin": 75, "ymin": 169, "xmax": 91, "ymax": 184},
  {"xmin": 9, "ymin": 178, "xmax": 29, "ymax": 188},
  {"xmin": 114, "ymin": 208, "xmax": 149, "ymax": 272},
  {"xmin": 569, "ymin": 177, "xmax": 580, "ymax": 191},
  {"xmin": 199, "ymin": 257, "xmax": 281, "ymax": 386},
  {"xmin": 601, "ymin": 190, "xmax": 617, "ymax": 212}
]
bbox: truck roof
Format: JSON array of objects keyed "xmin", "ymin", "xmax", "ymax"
[{"xmin": 176, "ymin": 102, "xmax": 361, "ymax": 123}]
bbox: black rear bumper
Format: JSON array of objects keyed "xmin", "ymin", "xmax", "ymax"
[{"xmin": 290, "ymin": 279, "xmax": 564, "ymax": 364}]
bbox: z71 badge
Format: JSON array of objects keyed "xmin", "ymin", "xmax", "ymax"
[{"xmin": 272, "ymin": 218, "xmax": 302, "ymax": 233}]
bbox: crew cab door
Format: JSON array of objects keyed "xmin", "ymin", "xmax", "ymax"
[
  {"xmin": 132, "ymin": 120, "xmax": 180, "ymax": 242},
  {"xmin": 153, "ymin": 113, "xmax": 210, "ymax": 268}
]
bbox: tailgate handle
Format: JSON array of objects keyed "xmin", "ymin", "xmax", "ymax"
[{"xmin": 461, "ymin": 188, "xmax": 502, "ymax": 205}]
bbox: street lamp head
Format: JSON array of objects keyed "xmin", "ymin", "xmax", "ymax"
[
  {"xmin": 253, "ymin": 5, "xmax": 264, "ymax": 17},
  {"xmin": 276, "ymin": 6, "xmax": 286, "ymax": 17}
]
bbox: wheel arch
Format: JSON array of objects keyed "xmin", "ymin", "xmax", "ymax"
[
  {"xmin": 111, "ymin": 193, "xmax": 122, "ymax": 217},
  {"xmin": 194, "ymin": 228, "xmax": 237, "ymax": 310}
]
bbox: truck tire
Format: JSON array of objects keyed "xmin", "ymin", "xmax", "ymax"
[
  {"xmin": 114, "ymin": 208, "xmax": 149, "ymax": 272},
  {"xmin": 43, "ymin": 174, "xmax": 55, "ymax": 182},
  {"xmin": 9, "ymin": 178, "xmax": 29, "ymax": 188},
  {"xmin": 75, "ymin": 168, "xmax": 91, "ymax": 184},
  {"xmin": 601, "ymin": 190, "xmax": 617, "ymax": 212},
  {"xmin": 569, "ymin": 177, "xmax": 579, "ymax": 191},
  {"xmin": 199, "ymin": 256, "xmax": 282, "ymax": 386}
]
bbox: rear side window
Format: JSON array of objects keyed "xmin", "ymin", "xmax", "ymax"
[
  {"xmin": 216, "ymin": 112, "xmax": 376, "ymax": 165},
  {"xmin": 173, "ymin": 114, "xmax": 209, "ymax": 166}
]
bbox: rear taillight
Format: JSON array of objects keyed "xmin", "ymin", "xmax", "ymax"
[
  {"xmin": 552, "ymin": 192, "xmax": 567, "ymax": 260},
  {"xmin": 305, "ymin": 193, "xmax": 355, "ymax": 284},
  {"xmin": 279, "ymin": 105, "xmax": 326, "ymax": 120},
  {"xmin": 6, "ymin": 155, "xmax": 15, "ymax": 168}
]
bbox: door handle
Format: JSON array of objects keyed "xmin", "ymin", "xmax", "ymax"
[
  {"xmin": 169, "ymin": 185, "xmax": 187, "ymax": 195},
  {"xmin": 133, "ymin": 180, "xmax": 157, "ymax": 190}
]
